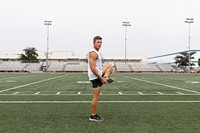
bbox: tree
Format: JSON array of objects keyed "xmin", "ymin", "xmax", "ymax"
[
  {"xmin": 19, "ymin": 47, "xmax": 39, "ymax": 63},
  {"xmin": 198, "ymin": 58, "xmax": 200, "ymax": 67},
  {"xmin": 174, "ymin": 52, "xmax": 196, "ymax": 67}
]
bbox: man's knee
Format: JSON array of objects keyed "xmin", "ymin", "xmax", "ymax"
[
  {"xmin": 104, "ymin": 64, "xmax": 112, "ymax": 70},
  {"xmin": 107, "ymin": 64, "xmax": 113, "ymax": 71},
  {"xmin": 108, "ymin": 64, "xmax": 113, "ymax": 68},
  {"xmin": 103, "ymin": 64, "xmax": 114, "ymax": 76}
]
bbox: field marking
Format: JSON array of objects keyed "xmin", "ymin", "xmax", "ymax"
[
  {"xmin": 77, "ymin": 81, "xmax": 90, "ymax": 84},
  {"xmin": 176, "ymin": 92, "xmax": 184, "ymax": 95},
  {"xmin": 0, "ymin": 93, "xmax": 200, "ymax": 96},
  {"xmin": 1, "ymin": 101, "xmax": 200, "ymax": 104},
  {"xmin": 0, "ymin": 80, "xmax": 17, "ymax": 83},
  {"xmin": 34, "ymin": 92, "xmax": 40, "ymax": 95},
  {"xmin": 143, "ymin": 75, "xmax": 187, "ymax": 82},
  {"xmin": 138, "ymin": 92, "xmax": 143, "ymax": 95},
  {"xmin": 6, "ymin": 80, "xmax": 17, "ymax": 83},
  {"xmin": 0, "ymin": 75, "xmax": 65, "ymax": 93},
  {"xmin": 185, "ymin": 81, "xmax": 200, "ymax": 84},
  {"xmin": 12, "ymin": 92, "xmax": 19, "ymax": 95},
  {"xmin": 56, "ymin": 92, "xmax": 61, "ymax": 95},
  {"xmin": 77, "ymin": 92, "xmax": 81, "ymax": 95},
  {"xmin": 0, "ymin": 75, "xmax": 30, "ymax": 80},
  {"xmin": 118, "ymin": 92, "xmax": 123, "ymax": 95},
  {"xmin": 121, "ymin": 75, "xmax": 200, "ymax": 94},
  {"xmin": 143, "ymin": 75, "xmax": 200, "ymax": 83},
  {"xmin": 157, "ymin": 91, "xmax": 164, "ymax": 95},
  {"xmin": 117, "ymin": 81, "xmax": 126, "ymax": 83}
]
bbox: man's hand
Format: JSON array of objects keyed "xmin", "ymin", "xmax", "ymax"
[{"xmin": 100, "ymin": 77, "xmax": 107, "ymax": 84}]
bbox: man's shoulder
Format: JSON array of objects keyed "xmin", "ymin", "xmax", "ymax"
[
  {"xmin": 89, "ymin": 51, "xmax": 98, "ymax": 58},
  {"xmin": 89, "ymin": 49, "xmax": 98, "ymax": 55}
]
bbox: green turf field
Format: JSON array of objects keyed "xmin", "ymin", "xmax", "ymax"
[{"xmin": 0, "ymin": 73, "xmax": 200, "ymax": 133}]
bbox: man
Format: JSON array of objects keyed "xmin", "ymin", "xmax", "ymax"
[{"xmin": 88, "ymin": 35, "xmax": 114, "ymax": 122}]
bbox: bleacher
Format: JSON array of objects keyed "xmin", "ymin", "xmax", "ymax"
[
  {"xmin": 24, "ymin": 63, "xmax": 43, "ymax": 72},
  {"xmin": 46, "ymin": 61, "xmax": 88, "ymax": 72},
  {"xmin": 156, "ymin": 64, "xmax": 176, "ymax": 72},
  {"xmin": 115, "ymin": 62, "xmax": 131, "ymax": 72},
  {"xmin": 0, "ymin": 62, "xmax": 43, "ymax": 72},
  {"xmin": 132, "ymin": 63, "xmax": 161, "ymax": 72},
  {"xmin": 2, "ymin": 51, "xmax": 197, "ymax": 73},
  {"xmin": 47, "ymin": 62, "xmax": 66, "ymax": 72},
  {"xmin": 64, "ymin": 63, "xmax": 87, "ymax": 72},
  {"xmin": 0, "ymin": 62, "xmax": 26, "ymax": 72},
  {"xmin": 0, "ymin": 61, "xmax": 180, "ymax": 73}
]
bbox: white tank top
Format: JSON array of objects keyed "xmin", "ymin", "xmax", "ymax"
[{"xmin": 88, "ymin": 48, "xmax": 103, "ymax": 80}]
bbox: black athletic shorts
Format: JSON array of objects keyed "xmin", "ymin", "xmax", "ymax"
[{"xmin": 90, "ymin": 78, "xmax": 103, "ymax": 88}]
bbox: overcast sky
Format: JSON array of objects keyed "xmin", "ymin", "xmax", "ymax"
[{"xmin": 0, "ymin": 0, "xmax": 199, "ymax": 58}]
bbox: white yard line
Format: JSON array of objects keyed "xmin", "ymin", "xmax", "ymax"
[
  {"xmin": 157, "ymin": 91, "xmax": 164, "ymax": 95},
  {"xmin": 176, "ymin": 92, "xmax": 184, "ymax": 95},
  {"xmin": 1, "ymin": 100, "xmax": 200, "ymax": 104},
  {"xmin": 12, "ymin": 92, "xmax": 19, "ymax": 95},
  {"xmin": 1, "ymin": 93, "xmax": 200, "ymax": 96},
  {"xmin": 118, "ymin": 92, "xmax": 123, "ymax": 95},
  {"xmin": 0, "ymin": 75, "xmax": 30, "ymax": 80},
  {"xmin": 56, "ymin": 92, "xmax": 61, "ymax": 95},
  {"xmin": 0, "ymin": 75, "xmax": 65, "ymax": 93},
  {"xmin": 138, "ymin": 92, "xmax": 143, "ymax": 95},
  {"xmin": 34, "ymin": 92, "xmax": 40, "ymax": 95},
  {"xmin": 122, "ymin": 75, "xmax": 200, "ymax": 94}
]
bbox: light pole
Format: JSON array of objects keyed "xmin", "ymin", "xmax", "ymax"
[
  {"xmin": 122, "ymin": 22, "xmax": 131, "ymax": 64},
  {"xmin": 44, "ymin": 20, "xmax": 52, "ymax": 70},
  {"xmin": 185, "ymin": 18, "xmax": 194, "ymax": 73}
]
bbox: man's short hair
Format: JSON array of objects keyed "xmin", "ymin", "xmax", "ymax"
[{"xmin": 93, "ymin": 36, "xmax": 102, "ymax": 44}]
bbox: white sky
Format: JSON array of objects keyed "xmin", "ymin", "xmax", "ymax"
[{"xmin": 0, "ymin": 0, "xmax": 199, "ymax": 58}]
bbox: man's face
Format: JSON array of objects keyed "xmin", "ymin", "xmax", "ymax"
[{"xmin": 94, "ymin": 39, "xmax": 102, "ymax": 50}]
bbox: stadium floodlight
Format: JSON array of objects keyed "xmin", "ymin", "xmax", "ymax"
[
  {"xmin": 122, "ymin": 22, "xmax": 131, "ymax": 64},
  {"xmin": 44, "ymin": 20, "xmax": 52, "ymax": 71},
  {"xmin": 185, "ymin": 18, "xmax": 194, "ymax": 73}
]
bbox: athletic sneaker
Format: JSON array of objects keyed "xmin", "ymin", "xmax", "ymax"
[
  {"xmin": 106, "ymin": 77, "xmax": 114, "ymax": 83},
  {"xmin": 89, "ymin": 114, "xmax": 104, "ymax": 122}
]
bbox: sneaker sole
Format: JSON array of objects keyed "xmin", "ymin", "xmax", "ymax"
[{"xmin": 89, "ymin": 118, "xmax": 104, "ymax": 122}]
